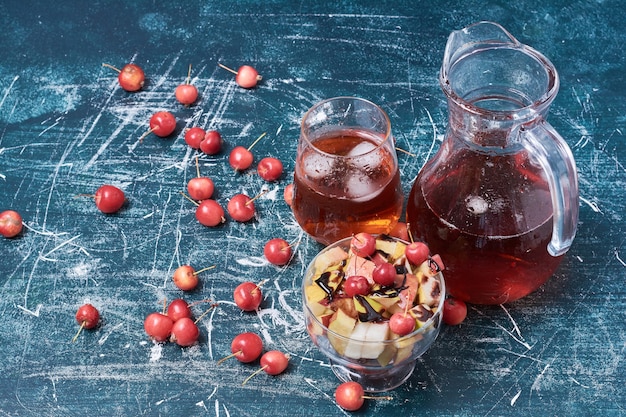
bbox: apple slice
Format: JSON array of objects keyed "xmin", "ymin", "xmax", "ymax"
[
  {"xmin": 328, "ymin": 309, "xmax": 357, "ymax": 356},
  {"xmin": 418, "ymin": 275, "xmax": 442, "ymax": 307},
  {"xmin": 314, "ymin": 246, "xmax": 348, "ymax": 274}
]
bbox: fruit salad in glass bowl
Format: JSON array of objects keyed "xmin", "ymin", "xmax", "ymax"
[{"xmin": 302, "ymin": 233, "xmax": 446, "ymax": 392}]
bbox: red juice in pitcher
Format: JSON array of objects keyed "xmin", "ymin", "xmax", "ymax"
[{"xmin": 406, "ymin": 148, "xmax": 563, "ymax": 305}]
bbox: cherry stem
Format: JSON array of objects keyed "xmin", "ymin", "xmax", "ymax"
[
  {"xmin": 71, "ymin": 322, "xmax": 86, "ymax": 343},
  {"xmin": 363, "ymin": 394, "xmax": 394, "ymax": 401},
  {"xmin": 254, "ymin": 279, "xmax": 269, "ymax": 294},
  {"xmin": 193, "ymin": 265, "xmax": 216, "ymax": 276},
  {"xmin": 395, "ymin": 146, "xmax": 416, "ymax": 157},
  {"xmin": 406, "ymin": 223, "xmax": 415, "ymax": 243},
  {"xmin": 241, "ymin": 365, "xmax": 268, "ymax": 386},
  {"xmin": 180, "ymin": 191, "xmax": 200, "ymax": 206},
  {"xmin": 216, "ymin": 351, "xmax": 240, "ymax": 365},
  {"xmin": 217, "ymin": 63, "xmax": 238, "ymax": 75},
  {"xmin": 186, "ymin": 63, "xmax": 193, "ymax": 85},
  {"xmin": 74, "ymin": 193, "xmax": 96, "ymax": 199},
  {"xmin": 194, "ymin": 304, "xmax": 218, "ymax": 324},
  {"xmin": 138, "ymin": 127, "xmax": 157, "ymax": 142},
  {"xmin": 195, "ymin": 156, "xmax": 201, "ymax": 178},
  {"xmin": 102, "ymin": 63, "xmax": 121, "ymax": 73},
  {"xmin": 247, "ymin": 132, "xmax": 267, "ymax": 151},
  {"xmin": 246, "ymin": 190, "xmax": 268, "ymax": 206},
  {"xmin": 161, "ymin": 298, "xmax": 167, "ymax": 315}
]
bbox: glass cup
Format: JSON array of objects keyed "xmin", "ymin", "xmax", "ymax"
[
  {"xmin": 302, "ymin": 235, "xmax": 446, "ymax": 392},
  {"xmin": 292, "ymin": 97, "xmax": 404, "ymax": 245}
]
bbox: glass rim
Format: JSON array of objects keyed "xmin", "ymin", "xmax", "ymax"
[
  {"xmin": 301, "ymin": 235, "xmax": 447, "ymax": 345},
  {"xmin": 300, "ymin": 96, "xmax": 394, "ymax": 159}
]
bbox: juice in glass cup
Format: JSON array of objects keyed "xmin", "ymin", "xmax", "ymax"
[{"xmin": 292, "ymin": 97, "xmax": 403, "ymax": 245}]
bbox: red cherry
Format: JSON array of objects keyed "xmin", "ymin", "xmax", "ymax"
[
  {"xmin": 102, "ymin": 63, "xmax": 145, "ymax": 92},
  {"xmin": 217, "ymin": 332, "xmax": 264, "ymax": 364},
  {"xmin": 200, "ymin": 130, "xmax": 223, "ymax": 155},
  {"xmin": 405, "ymin": 241, "xmax": 430, "ymax": 266},
  {"xmin": 389, "ymin": 312, "xmax": 416, "ymax": 336},
  {"xmin": 350, "ymin": 232, "xmax": 376, "ymax": 258},
  {"xmin": 94, "ymin": 185, "xmax": 125, "ymax": 214},
  {"xmin": 149, "ymin": 111, "xmax": 176, "ymax": 137},
  {"xmin": 170, "ymin": 317, "xmax": 199, "ymax": 347},
  {"xmin": 184, "ymin": 127, "xmax": 205, "ymax": 149},
  {"xmin": 229, "ymin": 146, "xmax": 254, "ymax": 171},
  {"xmin": 372, "ymin": 263, "xmax": 396, "ymax": 286},
  {"xmin": 72, "ymin": 303, "xmax": 100, "ymax": 342},
  {"xmin": 233, "ymin": 281, "xmax": 263, "ymax": 311},
  {"xmin": 144, "ymin": 312, "xmax": 174, "ymax": 342},
  {"xmin": 172, "ymin": 265, "xmax": 199, "ymax": 291},
  {"xmin": 175, "ymin": 84, "xmax": 198, "ymax": 106},
  {"xmin": 167, "ymin": 298, "xmax": 193, "ymax": 322},
  {"xmin": 242, "ymin": 350, "xmax": 289, "ymax": 385},
  {"xmin": 0, "ymin": 210, "xmax": 23, "ymax": 238},
  {"xmin": 283, "ymin": 183, "xmax": 294, "ymax": 207},
  {"xmin": 335, "ymin": 382, "xmax": 365, "ymax": 411},
  {"xmin": 442, "ymin": 297, "xmax": 467, "ymax": 326},
  {"xmin": 343, "ymin": 275, "xmax": 370, "ymax": 297},
  {"xmin": 389, "ymin": 221, "xmax": 409, "ymax": 241},
  {"xmin": 195, "ymin": 199, "xmax": 226, "ymax": 227},
  {"xmin": 263, "ymin": 238, "xmax": 292, "ymax": 266},
  {"xmin": 175, "ymin": 64, "xmax": 198, "ymax": 106},
  {"xmin": 257, "ymin": 157, "xmax": 283, "ymax": 181},
  {"xmin": 218, "ymin": 63, "xmax": 262, "ymax": 89},
  {"xmin": 229, "ymin": 132, "xmax": 266, "ymax": 171},
  {"xmin": 227, "ymin": 193, "xmax": 256, "ymax": 222},
  {"xmin": 187, "ymin": 177, "xmax": 215, "ymax": 201}
]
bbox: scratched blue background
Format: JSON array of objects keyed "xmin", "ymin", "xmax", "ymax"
[{"xmin": 1, "ymin": 1, "xmax": 625, "ymax": 416}]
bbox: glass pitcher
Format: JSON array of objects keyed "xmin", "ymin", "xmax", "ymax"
[{"xmin": 406, "ymin": 21, "xmax": 579, "ymax": 305}]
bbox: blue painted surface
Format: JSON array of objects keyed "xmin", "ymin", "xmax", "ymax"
[{"xmin": 0, "ymin": 1, "xmax": 625, "ymax": 416}]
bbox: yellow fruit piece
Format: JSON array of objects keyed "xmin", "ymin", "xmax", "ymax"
[
  {"xmin": 328, "ymin": 309, "xmax": 357, "ymax": 356},
  {"xmin": 375, "ymin": 237, "xmax": 407, "ymax": 263},
  {"xmin": 314, "ymin": 246, "xmax": 349, "ymax": 275}
]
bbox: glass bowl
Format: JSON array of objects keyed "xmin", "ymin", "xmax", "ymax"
[{"xmin": 302, "ymin": 234, "xmax": 445, "ymax": 392}]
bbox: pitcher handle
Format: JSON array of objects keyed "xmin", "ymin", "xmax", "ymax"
[{"xmin": 521, "ymin": 120, "xmax": 579, "ymax": 257}]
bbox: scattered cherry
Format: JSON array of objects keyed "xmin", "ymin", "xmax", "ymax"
[
  {"xmin": 167, "ymin": 298, "xmax": 193, "ymax": 322},
  {"xmin": 442, "ymin": 297, "xmax": 467, "ymax": 326},
  {"xmin": 188, "ymin": 177, "xmax": 215, "ymax": 201},
  {"xmin": 372, "ymin": 262, "xmax": 396, "ymax": 286},
  {"xmin": 350, "ymin": 232, "xmax": 376, "ymax": 258},
  {"xmin": 334, "ymin": 382, "xmax": 393, "ymax": 411},
  {"xmin": 195, "ymin": 199, "xmax": 226, "ymax": 227},
  {"xmin": 233, "ymin": 280, "xmax": 265, "ymax": 311},
  {"xmin": 144, "ymin": 312, "xmax": 174, "ymax": 342},
  {"xmin": 170, "ymin": 317, "xmax": 200, "ymax": 347},
  {"xmin": 335, "ymin": 381, "xmax": 365, "ymax": 411},
  {"xmin": 283, "ymin": 183, "xmax": 294, "ymax": 207},
  {"xmin": 217, "ymin": 332, "xmax": 264, "ymax": 364},
  {"xmin": 175, "ymin": 64, "xmax": 198, "ymax": 106},
  {"xmin": 0, "ymin": 210, "xmax": 23, "ymax": 238},
  {"xmin": 187, "ymin": 156, "xmax": 215, "ymax": 201},
  {"xmin": 227, "ymin": 193, "xmax": 256, "ymax": 222},
  {"xmin": 173, "ymin": 265, "xmax": 215, "ymax": 291},
  {"xmin": 242, "ymin": 350, "xmax": 289, "ymax": 385},
  {"xmin": 139, "ymin": 111, "xmax": 177, "ymax": 141},
  {"xmin": 343, "ymin": 275, "xmax": 370, "ymax": 297},
  {"xmin": 229, "ymin": 132, "xmax": 266, "ymax": 171},
  {"xmin": 72, "ymin": 303, "xmax": 100, "ymax": 342},
  {"xmin": 200, "ymin": 130, "xmax": 223, "ymax": 155},
  {"xmin": 405, "ymin": 241, "xmax": 430, "ymax": 265},
  {"xmin": 94, "ymin": 184, "xmax": 125, "ymax": 214},
  {"xmin": 218, "ymin": 63, "xmax": 262, "ymax": 89},
  {"xmin": 263, "ymin": 238, "xmax": 292, "ymax": 266},
  {"xmin": 257, "ymin": 157, "xmax": 283, "ymax": 182},
  {"xmin": 184, "ymin": 127, "xmax": 205, "ymax": 149},
  {"xmin": 102, "ymin": 63, "xmax": 145, "ymax": 92}
]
